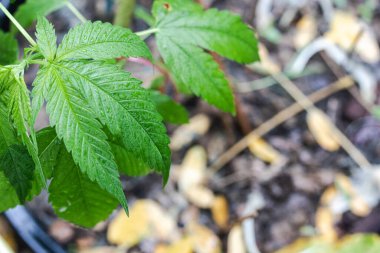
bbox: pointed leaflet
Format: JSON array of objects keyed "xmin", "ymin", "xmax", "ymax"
[
  {"xmin": 32, "ymin": 17, "xmax": 58, "ymax": 123},
  {"xmin": 11, "ymin": 0, "xmax": 66, "ymax": 34},
  {"xmin": 49, "ymin": 144, "xmax": 118, "ymax": 227},
  {"xmin": 0, "ymin": 103, "xmax": 34, "ymax": 207},
  {"xmin": 110, "ymin": 139, "xmax": 151, "ymax": 177},
  {"xmin": 152, "ymin": 0, "xmax": 202, "ymax": 20},
  {"xmin": 3, "ymin": 67, "xmax": 46, "ymax": 188},
  {"xmin": 55, "ymin": 61, "xmax": 171, "ymax": 182},
  {"xmin": 150, "ymin": 90, "xmax": 189, "ymax": 124},
  {"xmin": 156, "ymin": 8, "xmax": 259, "ymax": 63},
  {"xmin": 0, "ymin": 31, "xmax": 18, "ymax": 65},
  {"xmin": 36, "ymin": 17, "xmax": 57, "ymax": 61},
  {"xmin": 157, "ymin": 35, "xmax": 235, "ymax": 113},
  {"xmin": 56, "ymin": 21, "xmax": 151, "ymax": 61},
  {"xmin": 36, "ymin": 64, "xmax": 128, "ymax": 211}
]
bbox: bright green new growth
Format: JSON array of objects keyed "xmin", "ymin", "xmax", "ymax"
[{"xmin": 0, "ymin": 0, "xmax": 259, "ymax": 227}]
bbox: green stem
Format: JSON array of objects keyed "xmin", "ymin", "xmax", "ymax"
[
  {"xmin": 136, "ymin": 28, "xmax": 159, "ymax": 37},
  {"xmin": 66, "ymin": 1, "xmax": 87, "ymax": 23},
  {"xmin": 0, "ymin": 3, "xmax": 36, "ymax": 46}
]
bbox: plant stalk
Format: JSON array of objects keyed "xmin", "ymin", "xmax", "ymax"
[
  {"xmin": 0, "ymin": 3, "xmax": 36, "ymax": 46},
  {"xmin": 136, "ymin": 28, "xmax": 159, "ymax": 37},
  {"xmin": 66, "ymin": 1, "xmax": 87, "ymax": 23}
]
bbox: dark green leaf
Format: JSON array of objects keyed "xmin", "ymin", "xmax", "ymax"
[
  {"xmin": 150, "ymin": 90, "xmax": 189, "ymax": 124},
  {"xmin": 49, "ymin": 145, "xmax": 118, "ymax": 227},
  {"xmin": 11, "ymin": 0, "xmax": 66, "ymax": 34},
  {"xmin": 0, "ymin": 31, "xmax": 18, "ymax": 65}
]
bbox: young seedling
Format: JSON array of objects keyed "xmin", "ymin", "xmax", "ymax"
[{"xmin": 0, "ymin": 0, "xmax": 259, "ymax": 227}]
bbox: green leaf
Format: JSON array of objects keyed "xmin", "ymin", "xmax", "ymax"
[
  {"xmin": 56, "ymin": 21, "xmax": 152, "ymax": 61},
  {"xmin": 11, "ymin": 0, "xmax": 66, "ymax": 34},
  {"xmin": 5, "ymin": 68, "xmax": 46, "ymax": 188},
  {"xmin": 49, "ymin": 144, "xmax": 118, "ymax": 227},
  {"xmin": 154, "ymin": 6, "xmax": 259, "ymax": 113},
  {"xmin": 156, "ymin": 35, "xmax": 235, "ymax": 113},
  {"xmin": 55, "ymin": 60, "xmax": 171, "ymax": 183},
  {"xmin": 111, "ymin": 140, "xmax": 151, "ymax": 177},
  {"xmin": 150, "ymin": 90, "xmax": 189, "ymax": 124},
  {"xmin": 36, "ymin": 127, "xmax": 60, "ymax": 179},
  {"xmin": 0, "ymin": 144, "xmax": 35, "ymax": 203},
  {"xmin": 152, "ymin": 0, "xmax": 202, "ymax": 20},
  {"xmin": 0, "ymin": 31, "xmax": 19, "ymax": 65},
  {"xmin": 0, "ymin": 104, "xmax": 35, "ymax": 207},
  {"xmin": 36, "ymin": 17, "xmax": 57, "ymax": 61},
  {"xmin": 156, "ymin": 8, "xmax": 259, "ymax": 64},
  {"xmin": 36, "ymin": 64, "xmax": 128, "ymax": 212}
]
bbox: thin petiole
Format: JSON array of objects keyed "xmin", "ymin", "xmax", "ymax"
[
  {"xmin": 136, "ymin": 28, "xmax": 159, "ymax": 37},
  {"xmin": 66, "ymin": 1, "xmax": 87, "ymax": 23},
  {"xmin": 0, "ymin": 3, "xmax": 36, "ymax": 46}
]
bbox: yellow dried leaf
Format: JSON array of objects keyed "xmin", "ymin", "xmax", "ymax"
[
  {"xmin": 186, "ymin": 185, "xmax": 215, "ymax": 208},
  {"xmin": 350, "ymin": 196, "xmax": 371, "ymax": 217},
  {"xmin": 155, "ymin": 238, "xmax": 193, "ymax": 253},
  {"xmin": 336, "ymin": 174, "xmax": 371, "ymax": 217},
  {"xmin": 294, "ymin": 15, "xmax": 317, "ymax": 49},
  {"xmin": 325, "ymin": 11, "xmax": 380, "ymax": 63},
  {"xmin": 320, "ymin": 186, "xmax": 337, "ymax": 206},
  {"xmin": 188, "ymin": 223, "xmax": 222, "ymax": 253},
  {"xmin": 315, "ymin": 207, "xmax": 337, "ymax": 242},
  {"xmin": 211, "ymin": 196, "xmax": 229, "ymax": 229},
  {"xmin": 227, "ymin": 225, "xmax": 246, "ymax": 253},
  {"xmin": 273, "ymin": 238, "xmax": 318, "ymax": 253},
  {"xmin": 179, "ymin": 146, "xmax": 208, "ymax": 192},
  {"xmin": 248, "ymin": 135, "xmax": 282, "ymax": 163},
  {"xmin": 171, "ymin": 114, "xmax": 211, "ymax": 150},
  {"xmin": 107, "ymin": 200, "xmax": 177, "ymax": 247},
  {"xmin": 307, "ymin": 109, "xmax": 340, "ymax": 152}
]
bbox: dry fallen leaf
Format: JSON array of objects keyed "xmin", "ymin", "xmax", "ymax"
[
  {"xmin": 107, "ymin": 200, "xmax": 177, "ymax": 247},
  {"xmin": 307, "ymin": 109, "xmax": 340, "ymax": 152},
  {"xmin": 170, "ymin": 114, "xmax": 211, "ymax": 150},
  {"xmin": 325, "ymin": 11, "xmax": 380, "ymax": 63},
  {"xmin": 336, "ymin": 174, "xmax": 371, "ymax": 217},
  {"xmin": 227, "ymin": 225, "xmax": 246, "ymax": 253},
  {"xmin": 315, "ymin": 206, "xmax": 337, "ymax": 242},
  {"xmin": 294, "ymin": 15, "xmax": 317, "ymax": 49},
  {"xmin": 178, "ymin": 146, "xmax": 216, "ymax": 208},
  {"xmin": 188, "ymin": 223, "xmax": 222, "ymax": 253},
  {"xmin": 211, "ymin": 196, "xmax": 229, "ymax": 229},
  {"xmin": 178, "ymin": 146, "xmax": 208, "ymax": 192},
  {"xmin": 186, "ymin": 185, "xmax": 216, "ymax": 208},
  {"xmin": 248, "ymin": 134, "xmax": 282, "ymax": 163},
  {"xmin": 155, "ymin": 238, "xmax": 193, "ymax": 253}
]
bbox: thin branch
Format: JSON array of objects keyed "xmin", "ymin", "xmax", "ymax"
[
  {"xmin": 66, "ymin": 1, "xmax": 87, "ymax": 23},
  {"xmin": 0, "ymin": 3, "xmax": 36, "ymax": 46},
  {"xmin": 210, "ymin": 76, "xmax": 354, "ymax": 172},
  {"xmin": 272, "ymin": 73, "xmax": 372, "ymax": 170}
]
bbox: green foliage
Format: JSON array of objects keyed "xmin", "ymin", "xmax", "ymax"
[
  {"xmin": 11, "ymin": 0, "xmax": 66, "ymax": 34},
  {"xmin": 0, "ymin": 0, "xmax": 259, "ymax": 227},
  {"xmin": 150, "ymin": 90, "xmax": 189, "ymax": 124},
  {"xmin": 153, "ymin": 0, "xmax": 259, "ymax": 113},
  {"xmin": 56, "ymin": 21, "xmax": 152, "ymax": 60},
  {"xmin": 49, "ymin": 143, "xmax": 119, "ymax": 227},
  {"xmin": 0, "ymin": 31, "xmax": 18, "ymax": 65}
]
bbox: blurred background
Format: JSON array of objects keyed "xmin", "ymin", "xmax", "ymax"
[{"xmin": 1, "ymin": 0, "xmax": 380, "ymax": 252}]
